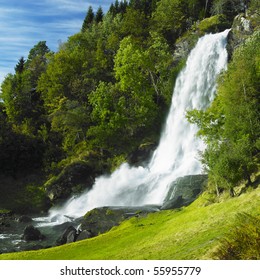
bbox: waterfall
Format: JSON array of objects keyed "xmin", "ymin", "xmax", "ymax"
[{"xmin": 46, "ymin": 30, "xmax": 229, "ymax": 224}]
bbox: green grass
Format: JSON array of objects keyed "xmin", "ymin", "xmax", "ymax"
[{"xmin": 1, "ymin": 187, "xmax": 259, "ymax": 260}]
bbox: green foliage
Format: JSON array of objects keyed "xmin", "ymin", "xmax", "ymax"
[
  {"xmin": 187, "ymin": 31, "xmax": 260, "ymax": 193},
  {"xmin": 26, "ymin": 41, "xmax": 50, "ymax": 87},
  {"xmin": 196, "ymin": 14, "xmax": 230, "ymax": 34},
  {"xmin": 0, "ymin": 0, "xmax": 259, "ymax": 213},
  {"xmin": 50, "ymin": 98, "xmax": 89, "ymax": 152},
  {"xmin": 210, "ymin": 0, "xmax": 246, "ymax": 19},
  {"xmin": 213, "ymin": 213, "xmax": 260, "ymax": 259},
  {"xmin": 1, "ymin": 41, "xmax": 49, "ymax": 133},
  {"xmin": 152, "ymin": 0, "xmax": 209, "ymax": 45},
  {"xmin": 87, "ymin": 34, "xmax": 172, "ymax": 154}
]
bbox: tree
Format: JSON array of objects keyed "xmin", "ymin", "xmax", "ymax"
[
  {"xmin": 152, "ymin": 0, "xmax": 190, "ymax": 45},
  {"xmin": 82, "ymin": 6, "xmax": 94, "ymax": 31},
  {"xmin": 25, "ymin": 41, "xmax": 50, "ymax": 87},
  {"xmin": 87, "ymin": 37, "xmax": 161, "ymax": 153},
  {"xmin": 210, "ymin": 0, "xmax": 246, "ymax": 19},
  {"xmin": 0, "ymin": 42, "xmax": 49, "ymax": 134},
  {"xmin": 120, "ymin": 7, "xmax": 149, "ymax": 40},
  {"xmin": 95, "ymin": 6, "xmax": 104, "ymax": 23},
  {"xmin": 187, "ymin": 31, "xmax": 260, "ymax": 194},
  {"xmin": 15, "ymin": 57, "xmax": 26, "ymax": 74}
]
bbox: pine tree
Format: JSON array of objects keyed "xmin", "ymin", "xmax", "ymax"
[
  {"xmin": 15, "ymin": 57, "xmax": 25, "ymax": 74},
  {"xmin": 95, "ymin": 6, "xmax": 104, "ymax": 23},
  {"xmin": 119, "ymin": 0, "xmax": 128, "ymax": 13},
  {"xmin": 114, "ymin": 0, "xmax": 120, "ymax": 13},
  {"xmin": 82, "ymin": 6, "xmax": 94, "ymax": 32}
]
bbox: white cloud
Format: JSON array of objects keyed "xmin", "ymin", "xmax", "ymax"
[{"xmin": 0, "ymin": 0, "xmax": 113, "ymax": 86}]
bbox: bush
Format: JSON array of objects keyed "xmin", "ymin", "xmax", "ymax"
[{"xmin": 213, "ymin": 213, "xmax": 260, "ymax": 259}]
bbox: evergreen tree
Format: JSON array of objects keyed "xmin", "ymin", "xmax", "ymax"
[
  {"xmin": 95, "ymin": 6, "xmax": 104, "ymax": 23},
  {"xmin": 15, "ymin": 57, "xmax": 25, "ymax": 74},
  {"xmin": 82, "ymin": 6, "xmax": 94, "ymax": 31},
  {"xmin": 108, "ymin": 3, "xmax": 116, "ymax": 16},
  {"xmin": 119, "ymin": 0, "xmax": 128, "ymax": 14},
  {"xmin": 114, "ymin": 0, "xmax": 120, "ymax": 13}
]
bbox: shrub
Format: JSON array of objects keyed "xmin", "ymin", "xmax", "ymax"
[{"xmin": 213, "ymin": 213, "xmax": 260, "ymax": 259}]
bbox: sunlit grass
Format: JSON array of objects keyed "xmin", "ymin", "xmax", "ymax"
[{"xmin": 1, "ymin": 187, "xmax": 259, "ymax": 260}]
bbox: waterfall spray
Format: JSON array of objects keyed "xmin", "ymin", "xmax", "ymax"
[{"xmin": 46, "ymin": 30, "xmax": 230, "ymax": 224}]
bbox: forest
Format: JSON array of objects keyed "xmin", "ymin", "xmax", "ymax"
[{"xmin": 0, "ymin": 0, "xmax": 259, "ymax": 259}]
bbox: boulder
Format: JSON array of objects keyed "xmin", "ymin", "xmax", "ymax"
[
  {"xmin": 76, "ymin": 230, "xmax": 93, "ymax": 241},
  {"xmin": 227, "ymin": 12, "xmax": 256, "ymax": 60},
  {"xmin": 17, "ymin": 215, "xmax": 32, "ymax": 223},
  {"xmin": 161, "ymin": 175, "xmax": 208, "ymax": 210},
  {"xmin": 80, "ymin": 205, "xmax": 160, "ymax": 238},
  {"xmin": 56, "ymin": 226, "xmax": 77, "ymax": 246},
  {"xmin": 22, "ymin": 225, "xmax": 45, "ymax": 241},
  {"xmin": 45, "ymin": 156, "xmax": 108, "ymax": 203}
]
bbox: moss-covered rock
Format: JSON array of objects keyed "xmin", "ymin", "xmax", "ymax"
[
  {"xmin": 45, "ymin": 153, "xmax": 108, "ymax": 203},
  {"xmin": 227, "ymin": 12, "xmax": 258, "ymax": 60},
  {"xmin": 79, "ymin": 205, "xmax": 160, "ymax": 239},
  {"xmin": 197, "ymin": 15, "xmax": 230, "ymax": 34},
  {"xmin": 173, "ymin": 15, "xmax": 231, "ymax": 68},
  {"xmin": 161, "ymin": 175, "xmax": 208, "ymax": 210}
]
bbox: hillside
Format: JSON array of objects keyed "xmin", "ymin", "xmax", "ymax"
[{"xmin": 1, "ymin": 185, "xmax": 259, "ymax": 260}]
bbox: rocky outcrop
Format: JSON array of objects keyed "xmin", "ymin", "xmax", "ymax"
[
  {"xmin": 22, "ymin": 225, "xmax": 45, "ymax": 241},
  {"xmin": 76, "ymin": 230, "xmax": 93, "ymax": 241},
  {"xmin": 161, "ymin": 175, "xmax": 208, "ymax": 210},
  {"xmin": 226, "ymin": 7, "xmax": 259, "ymax": 60},
  {"xmin": 45, "ymin": 154, "xmax": 108, "ymax": 203},
  {"xmin": 78, "ymin": 205, "xmax": 160, "ymax": 240},
  {"xmin": 173, "ymin": 15, "xmax": 231, "ymax": 67},
  {"xmin": 17, "ymin": 215, "xmax": 32, "ymax": 223},
  {"xmin": 127, "ymin": 142, "xmax": 157, "ymax": 166}
]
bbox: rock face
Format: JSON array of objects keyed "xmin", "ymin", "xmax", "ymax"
[
  {"xmin": 127, "ymin": 142, "xmax": 157, "ymax": 166},
  {"xmin": 161, "ymin": 175, "xmax": 208, "ymax": 210},
  {"xmin": 227, "ymin": 11, "xmax": 257, "ymax": 60},
  {"xmin": 76, "ymin": 230, "xmax": 93, "ymax": 241},
  {"xmin": 45, "ymin": 155, "xmax": 108, "ymax": 203},
  {"xmin": 17, "ymin": 215, "xmax": 32, "ymax": 223}
]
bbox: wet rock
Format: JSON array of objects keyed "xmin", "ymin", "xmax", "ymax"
[
  {"xmin": 56, "ymin": 226, "xmax": 77, "ymax": 245},
  {"xmin": 80, "ymin": 205, "xmax": 160, "ymax": 238},
  {"xmin": 161, "ymin": 175, "xmax": 208, "ymax": 210},
  {"xmin": 45, "ymin": 158, "xmax": 107, "ymax": 203},
  {"xmin": 17, "ymin": 215, "xmax": 32, "ymax": 223},
  {"xmin": 76, "ymin": 230, "xmax": 93, "ymax": 241},
  {"xmin": 128, "ymin": 143, "xmax": 157, "ymax": 166},
  {"xmin": 227, "ymin": 13, "xmax": 256, "ymax": 60},
  {"xmin": 22, "ymin": 225, "xmax": 45, "ymax": 241}
]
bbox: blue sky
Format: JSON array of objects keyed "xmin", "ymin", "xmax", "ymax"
[{"xmin": 0, "ymin": 0, "xmax": 113, "ymax": 86}]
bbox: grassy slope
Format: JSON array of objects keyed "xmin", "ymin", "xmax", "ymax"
[{"xmin": 1, "ymin": 187, "xmax": 259, "ymax": 260}]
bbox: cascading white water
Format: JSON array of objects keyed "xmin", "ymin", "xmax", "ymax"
[{"xmin": 46, "ymin": 30, "xmax": 229, "ymax": 224}]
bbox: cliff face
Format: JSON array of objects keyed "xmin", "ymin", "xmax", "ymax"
[
  {"xmin": 227, "ymin": 10, "xmax": 259, "ymax": 60},
  {"xmin": 172, "ymin": 9, "xmax": 259, "ymax": 67}
]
